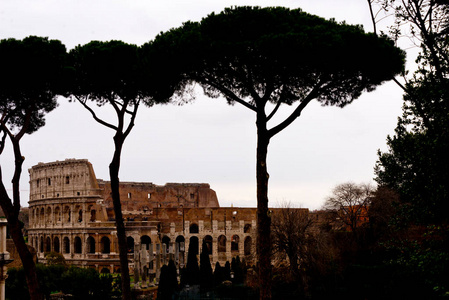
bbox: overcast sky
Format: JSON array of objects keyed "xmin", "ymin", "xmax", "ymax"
[{"xmin": 0, "ymin": 0, "xmax": 412, "ymax": 210}]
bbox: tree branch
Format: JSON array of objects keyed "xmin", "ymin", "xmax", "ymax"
[
  {"xmin": 75, "ymin": 96, "xmax": 118, "ymax": 131},
  {"xmin": 14, "ymin": 107, "xmax": 33, "ymax": 141},
  {"xmin": 268, "ymin": 83, "xmax": 321, "ymax": 139},
  {"xmin": 367, "ymin": 0, "xmax": 378, "ymax": 35},
  {"xmin": 0, "ymin": 129, "xmax": 6, "ymax": 155},
  {"xmin": 0, "ymin": 167, "xmax": 14, "ymax": 218},
  {"xmin": 200, "ymin": 78, "xmax": 257, "ymax": 112},
  {"xmin": 266, "ymin": 100, "xmax": 283, "ymax": 122},
  {"xmin": 123, "ymin": 98, "xmax": 140, "ymax": 139},
  {"xmin": 108, "ymin": 92, "xmax": 121, "ymax": 115}
]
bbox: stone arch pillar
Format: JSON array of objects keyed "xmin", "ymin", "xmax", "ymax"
[
  {"xmin": 226, "ymin": 234, "xmax": 231, "ymax": 261},
  {"xmin": 212, "ymin": 235, "xmax": 218, "ymax": 263},
  {"xmin": 82, "ymin": 233, "xmax": 86, "ymax": 256},
  {"xmin": 70, "ymin": 234, "xmax": 74, "ymax": 257},
  {"xmin": 96, "ymin": 233, "xmax": 100, "ymax": 254},
  {"xmin": 239, "ymin": 236, "xmax": 244, "ymax": 257}
]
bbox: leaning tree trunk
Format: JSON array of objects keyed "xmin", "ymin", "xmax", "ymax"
[
  {"xmin": 8, "ymin": 216, "xmax": 43, "ymax": 300},
  {"xmin": 256, "ymin": 112, "xmax": 272, "ymax": 300},
  {"xmin": 0, "ymin": 148, "xmax": 43, "ymax": 300},
  {"xmin": 109, "ymin": 134, "xmax": 132, "ymax": 300}
]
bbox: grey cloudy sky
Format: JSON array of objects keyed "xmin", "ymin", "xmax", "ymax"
[{"xmin": 0, "ymin": 0, "xmax": 410, "ymax": 210}]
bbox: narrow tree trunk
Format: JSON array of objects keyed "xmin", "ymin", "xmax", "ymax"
[
  {"xmin": 256, "ymin": 113, "xmax": 272, "ymax": 300},
  {"xmin": 109, "ymin": 134, "xmax": 132, "ymax": 300},
  {"xmin": 8, "ymin": 217, "xmax": 43, "ymax": 300},
  {"xmin": 0, "ymin": 150, "xmax": 43, "ymax": 300}
]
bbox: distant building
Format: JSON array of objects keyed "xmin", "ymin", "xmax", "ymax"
[{"xmin": 27, "ymin": 159, "xmax": 257, "ymax": 278}]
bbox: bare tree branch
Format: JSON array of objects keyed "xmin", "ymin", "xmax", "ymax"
[
  {"xmin": 200, "ymin": 77, "xmax": 258, "ymax": 112},
  {"xmin": 75, "ymin": 96, "xmax": 118, "ymax": 131},
  {"xmin": 268, "ymin": 82, "xmax": 322, "ymax": 138}
]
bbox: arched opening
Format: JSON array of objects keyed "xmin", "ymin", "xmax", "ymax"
[
  {"xmin": 53, "ymin": 237, "xmax": 60, "ymax": 253},
  {"xmin": 40, "ymin": 208, "xmax": 44, "ymax": 225},
  {"xmin": 231, "ymin": 235, "xmax": 239, "ymax": 252},
  {"xmin": 74, "ymin": 236, "xmax": 82, "ymax": 254},
  {"xmin": 175, "ymin": 235, "xmax": 185, "ymax": 265},
  {"xmin": 218, "ymin": 235, "xmax": 226, "ymax": 253},
  {"xmin": 64, "ymin": 206, "xmax": 71, "ymax": 223},
  {"xmin": 101, "ymin": 236, "xmax": 111, "ymax": 254},
  {"xmin": 244, "ymin": 223, "xmax": 252, "ymax": 233},
  {"xmin": 176, "ymin": 235, "xmax": 185, "ymax": 252},
  {"xmin": 90, "ymin": 210, "xmax": 96, "ymax": 222},
  {"xmin": 46, "ymin": 207, "xmax": 52, "ymax": 224},
  {"xmin": 189, "ymin": 223, "xmax": 199, "ymax": 234},
  {"xmin": 100, "ymin": 268, "xmax": 110, "ymax": 274},
  {"xmin": 63, "ymin": 237, "xmax": 70, "ymax": 254},
  {"xmin": 87, "ymin": 236, "xmax": 96, "ymax": 254},
  {"xmin": 203, "ymin": 235, "xmax": 213, "ymax": 255},
  {"xmin": 162, "ymin": 236, "xmax": 170, "ymax": 254},
  {"xmin": 75, "ymin": 205, "xmax": 82, "ymax": 222},
  {"xmin": 40, "ymin": 236, "xmax": 44, "ymax": 253},
  {"xmin": 45, "ymin": 236, "xmax": 51, "ymax": 252},
  {"xmin": 244, "ymin": 236, "xmax": 252, "ymax": 256},
  {"xmin": 87, "ymin": 205, "xmax": 96, "ymax": 222},
  {"xmin": 54, "ymin": 206, "xmax": 61, "ymax": 223},
  {"xmin": 141, "ymin": 235, "xmax": 151, "ymax": 250},
  {"xmin": 127, "ymin": 236, "xmax": 135, "ymax": 253},
  {"xmin": 189, "ymin": 236, "xmax": 199, "ymax": 256}
]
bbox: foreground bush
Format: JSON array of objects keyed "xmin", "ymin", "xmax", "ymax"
[{"xmin": 6, "ymin": 264, "xmax": 121, "ymax": 300}]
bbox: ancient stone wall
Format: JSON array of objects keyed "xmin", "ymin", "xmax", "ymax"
[
  {"xmin": 27, "ymin": 159, "xmax": 256, "ymax": 276},
  {"xmin": 98, "ymin": 181, "xmax": 219, "ymax": 211}
]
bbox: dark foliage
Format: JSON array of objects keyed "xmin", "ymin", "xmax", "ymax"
[
  {"xmin": 213, "ymin": 262, "xmax": 225, "ymax": 286},
  {"xmin": 183, "ymin": 241, "xmax": 200, "ymax": 285},
  {"xmin": 6, "ymin": 265, "xmax": 120, "ymax": 300},
  {"xmin": 0, "ymin": 36, "xmax": 67, "ymax": 134},
  {"xmin": 147, "ymin": 6, "xmax": 405, "ymax": 110},
  {"xmin": 231, "ymin": 256, "xmax": 244, "ymax": 285},
  {"xmin": 375, "ymin": 0, "xmax": 449, "ymax": 226},
  {"xmin": 223, "ymin": 261, "xmax": 231, "ymax": 282},
  {"xmin": 157, "ymin": 260, "xmax": 178, "ymax": 300},
  {"xmin": 199, "ymin": 240, "xmax": 213, "ymax": 290}
]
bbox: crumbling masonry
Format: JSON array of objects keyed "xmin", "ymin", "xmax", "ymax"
[{"xmin": 27, "ymin": 159, "xmax": 257, "ymax": 280}]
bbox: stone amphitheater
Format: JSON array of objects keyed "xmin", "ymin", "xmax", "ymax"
[{"xmin": 27, "ymin": 159, "xmax": 264, "ymax": 280}]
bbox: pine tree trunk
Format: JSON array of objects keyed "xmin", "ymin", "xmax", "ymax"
[
  {"xmin": 0, "ymin": 151, "xmax": 43, "ymax": 300},
  {"xmin": 256, "ymin": 113, "xmax": 272, "ymax": 300},
  {"xmin": 7, "ymin": 218, "xmax": 43, "ymax": 300},
  {"xmin": 110, "ymin": 134, "xmax": 132, "ymax": 300}
]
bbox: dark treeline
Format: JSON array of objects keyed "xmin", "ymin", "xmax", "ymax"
[{"xmin": 6, "ymin": 257, "xmax": 121, "ymax": 300}]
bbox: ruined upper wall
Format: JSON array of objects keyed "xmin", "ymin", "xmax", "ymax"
[
  {"xmin": 98, "ymin": 181, "xmax": 220, "ymax": 210},
  {"xmin": 29, "ymin": 159, "xmax": 220, "ymax": 209},
  {"xmin": 28, "ymin": 159, "xmax": 101, "ymax": 202}
]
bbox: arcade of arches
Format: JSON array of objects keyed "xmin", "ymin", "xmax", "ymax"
[{"xmin": 27, "ymin": 159, "xmax": 270, "ymax": 275}]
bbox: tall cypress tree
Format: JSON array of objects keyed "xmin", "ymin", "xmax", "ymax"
[
  {"xmin": 213, "ymin": 262, "xmax": 225, "ymax": 287},
  {"xmin": 200, "ymin": 240, "xmax": 213, "ymax": 289},
  {"xmin": 184, "ymin": 241, "xmax": 200, "ymax": 285},
  {"xmin": 158, "ymin": 260, "xmax": 178, "ymax": 300},
  {"xmin": 231, "ymin": 256, "xmax": 244, "ymax": 285}
]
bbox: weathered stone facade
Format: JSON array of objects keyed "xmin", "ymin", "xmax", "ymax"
[{"xmin": 27, "ymin": 159, "xmax": 257, "ymax": 277}]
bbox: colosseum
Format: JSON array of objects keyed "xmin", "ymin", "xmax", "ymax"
[{"xmin": 27, "ymin": 159, "xmax": 262, "ymax": 280}]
